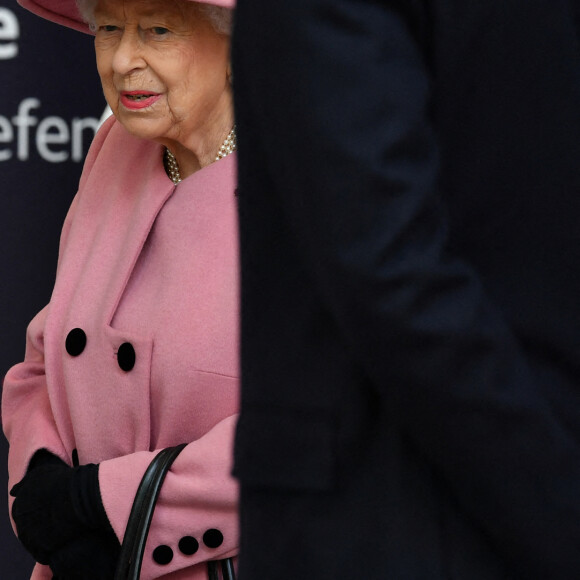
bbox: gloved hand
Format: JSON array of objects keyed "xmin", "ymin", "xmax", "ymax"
[
  {"xmin": 10, "ymin": 450, "xmax": 120, "ymax": 577},
  {"xmin": 49, "ymin": 530, "xmax": 120, "ymax": 580}
]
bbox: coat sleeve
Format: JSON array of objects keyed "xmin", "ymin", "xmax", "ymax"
[
  {"xmin": 2, "ymin": 188, "xmax": 81, "ymax": 509},
  {"xmin": 2, "ymin": 115, "xmax": 116, "ymax": 525},
  {"xmin": 98, "ymin": 414, "xmax": 238, "ymax": 580},
  {"xmin": 233, "ymin": 0, "xmax": 580, "ymax": 576},
  {"xmin": 2, "ymin": 305, "xmax": 69, "ymax": 504}
]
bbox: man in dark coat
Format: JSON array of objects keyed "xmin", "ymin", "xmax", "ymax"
[{"xmin": 232, "ymin": 1, "xmax": 580, "ymax": 577}]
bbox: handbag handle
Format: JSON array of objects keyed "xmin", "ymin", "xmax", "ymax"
[
  {"xmin": 113, "ymin": 443, "xmax": 236, "ymax": 580},
  {"xmin": 114, "ymin": 444, "xmax": 187, "ymax": 580}
]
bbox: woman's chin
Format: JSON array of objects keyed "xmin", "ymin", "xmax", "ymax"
[{"xmin": 116, "ymin": 117, "xmax": 171, "ymax": 144}]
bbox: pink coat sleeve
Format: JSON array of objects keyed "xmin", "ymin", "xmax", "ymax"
[
  {"xmin": 2, "ymin": 305, "xmax": 69, "ymax": 495},
  {"xmin": 2, "ymin": 118, "xmax": 113, "ymax": 492},
  {"xmin": 99, "ymin": 415, "xmax": 239, "ymax": 580},
  {"xmin": 2, "ymin": 188, "xmax": 81, "ymax": 499}
]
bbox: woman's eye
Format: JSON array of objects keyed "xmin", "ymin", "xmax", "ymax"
[
  {"xmin": 99, "ymin": 25, "xmax": 119, "ymax": 32},
  {"xmin": 151, "ymin": 27, "xmax": 170, "ymax": 35}
]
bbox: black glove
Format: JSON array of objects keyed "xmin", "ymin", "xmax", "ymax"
[
  {"xmin": 49, "ymin": 529, "xmax": 120, "ymax": 580},
  {"xmin": 10, "ymin": 450, "xmax": 120, "ymax": 576}
]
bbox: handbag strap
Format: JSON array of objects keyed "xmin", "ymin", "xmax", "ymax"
[
  {"xmin": 208, "ymin": 558, "xmax": 237, "ymax": 580},
  {"xmin": 114, "ymin": 444, "xmax": 187, "ymax": 580},
  {"xmin": 114, "ymin": 442, "xmax": 236, "ymax": 580}
]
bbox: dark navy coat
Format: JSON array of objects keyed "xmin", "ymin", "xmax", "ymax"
[{"xmin": 233, "ymin": 1, "xmax": 580, "ymax": 577}]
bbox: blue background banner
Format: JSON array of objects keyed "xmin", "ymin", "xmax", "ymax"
[{"xmin": 0, "ymin": 2, "xmax": 104, "ymax": 576}]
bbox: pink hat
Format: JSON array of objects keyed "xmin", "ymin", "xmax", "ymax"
[{"xmin": 17, "ymin": 0, "xmax": 235, "ymax": 34}]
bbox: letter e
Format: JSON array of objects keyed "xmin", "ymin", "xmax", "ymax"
[{"xmin": 0, "ymin": 8, "xmax": 19, "ymax": 60}]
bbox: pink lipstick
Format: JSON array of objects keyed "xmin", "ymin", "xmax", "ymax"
[{"xmin": 120, "ymin": 91, "xmax": 161, "ymax": 110}]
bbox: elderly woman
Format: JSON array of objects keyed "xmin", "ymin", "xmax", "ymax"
[{"xmin": 2, "ymin": 0, "xmax": 238, "ymax": 578}]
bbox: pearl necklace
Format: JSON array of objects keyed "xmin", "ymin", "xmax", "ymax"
[
  {"xmin": 164, "ymin": 126, "xmax": 237, "ymax": 185},
  {"xmin": 215, "ymin": 127, "xmax": 237, "ymax": 161},
  {"xmin": 164, "ymin": 148, "xmax": 182, "ymax": 185}
]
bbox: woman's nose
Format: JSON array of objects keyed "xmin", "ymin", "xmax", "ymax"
[{"xmin": 112, "ymin": 30, "xmax": 145, "ymax": 75}]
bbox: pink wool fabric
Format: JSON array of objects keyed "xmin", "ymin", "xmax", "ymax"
[
  {"xmin": 17, "ymin": 0, "xmax": 236, "ymax": 34},
  {"xmin": 2, "ymin": 116, "xmax": 240, "ymax": 579}
]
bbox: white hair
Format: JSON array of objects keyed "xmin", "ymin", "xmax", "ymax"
[
  {"xmin": 76, "ymin": 0, "xmax": 98, "ymax": 31},
  {"xmin": 199, "ymin": 6, "xmax": 232, "ymax": 36},
  {"xmin": 75, "ymin": 0, "xmax": 232, "ymax": 36}
]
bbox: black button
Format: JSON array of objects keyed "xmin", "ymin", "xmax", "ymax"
[
  {"xmin": 152, "ymin": 545, "xmax": 173, "ymax": 565},
  {"xmin": 178, "ymin": 536, "xmax": 199, "ymax": 556},
  {"xmin": 65, "ymin": 328, "xmax": 86, "ymax": 356},
  {"xmin": 203, "ymin": 529, "xmax": 223, "ymax": 549},
  {"xmin": 117, "ymin": 342, "xmax": 136, "ymax": 372}
]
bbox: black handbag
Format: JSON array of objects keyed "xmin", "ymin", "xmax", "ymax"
[{"xmin": 114, "ymin": 444, "xmax": 236, "ymax": 580}]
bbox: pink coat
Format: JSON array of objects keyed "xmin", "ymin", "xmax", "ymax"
[{"xmin": 2, "ymin": 116, "xmax": 240, "ymax": 580}]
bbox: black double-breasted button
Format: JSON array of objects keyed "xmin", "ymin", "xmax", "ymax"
[
  {"xmin": 178, "ymin": 536, "xmax": 199, "ymax": 556},
  {"xmin": 152, "ymin": 545, "xmax": 173, "ymax": 565},
  {"xmin": 203, "ymin": 529, "xmax": 224, "ymax": 549},
  {"xmin": 117, "ymin": 342, "xmax": 136, "ymax": 372},
  {"xmin": 65, "ymin": 328, "xmax": 86, "ymax": 356}
]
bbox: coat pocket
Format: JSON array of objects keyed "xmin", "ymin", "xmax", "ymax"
[{"xmin": 233, "ymin": 406, "xmax": 335, "ymax": 492}]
